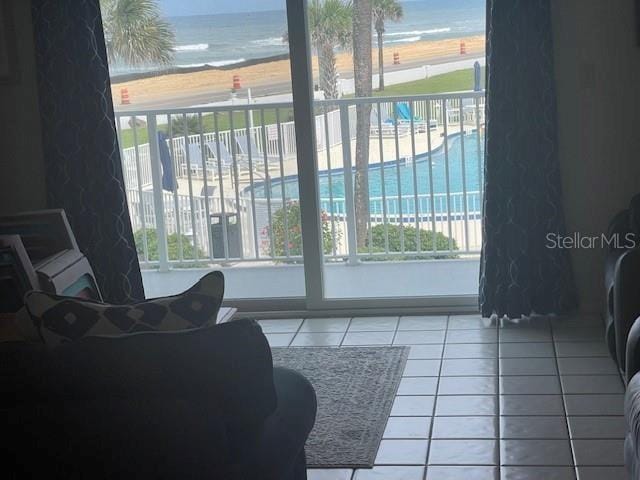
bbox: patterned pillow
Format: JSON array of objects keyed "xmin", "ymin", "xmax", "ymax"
[{"xmin": 24, "ymin": 271, "xmax": 224, "ymax": 347}]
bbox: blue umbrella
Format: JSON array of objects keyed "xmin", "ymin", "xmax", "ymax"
[
  {"xmin": 474, "ymin": 61, "xmax": 482, "ymax": 91},
  {"xmin": 157, "ymin": 131, "xmax": 177, "ymax": 192}
]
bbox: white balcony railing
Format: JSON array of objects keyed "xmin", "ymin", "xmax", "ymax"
[{"xmin": 115, "ymin": 91, "xmax": 486, "ymax": 270}]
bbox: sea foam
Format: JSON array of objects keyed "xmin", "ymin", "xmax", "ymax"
[
  {"xmin": 173, "ymin": 43, "xmax": 209, "ymax": 52},
  {"xmin": 385, "ymin": 28, "xmax": 451, "ymax": 37},
  {"xmin": 384, "ymin": 36, "xmax": 422, "ymax": 44},
  {"xmin": 176, "ymin": 58, "xmax": 247, "ymax": 68},
  {"xmin": 251, "ymin": 37, "xmax": 284, "ymax": 47}
]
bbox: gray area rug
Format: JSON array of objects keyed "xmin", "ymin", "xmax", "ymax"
[{"xmin": 271, "ymin": 346, "xmax": 409, "ymax": 468}]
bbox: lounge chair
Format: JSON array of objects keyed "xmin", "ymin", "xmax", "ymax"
[
  {"xmin": 395, "ymin": 102, "xmax": 437, "ymax": 131},
  {"xmin": 200, "ymin": 185, "xmax": 217, "ymax": 198},
  {"xmin": 369, "ymin": 107, "xmax": 410, "ymax": 138},
  {"xmin": 205, "ymin": 140, "xmax": 233, "ymax": 169},
  {"xmin": 234, "ymin": 134, "xmax": 280, "ymax": 167},
  {"xmin": 461, "ymin": 97, "xmax": 484, "ymax": 125},
  {"xmin": 440, "ymin": 98, "xmax": 483, "ymax": 127},
  {"xmin": 180, "ymin": 143, "xmax": 217, "ymax": 179}
]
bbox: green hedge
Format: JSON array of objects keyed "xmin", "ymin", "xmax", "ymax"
[
  {"xmin": 134, "ymin": 228, "xmax": 206, "ymax": 262},
  {"xmin": 362, "ymin": 224, "xmax": 458, "ymax": 260},
  {"xmin": 263, "ymin": 203, "xmax": 457, "ymax": 262}
]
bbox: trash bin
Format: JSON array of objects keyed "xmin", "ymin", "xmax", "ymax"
[{"xmin": 210, "ymin": 213, "xmax": 242, "ymax": 259}]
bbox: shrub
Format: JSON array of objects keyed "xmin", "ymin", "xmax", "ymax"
[
  {"xmin": 168, "ymin": 114, "xmax": 202, "ymax": 136},
  {"xmin": 362, "ymin": 224, "xmax": 458, "ymax": 260},
  {"xmin": 134, "ymin": 228, "xmax": 206, "ymax": 262},
  {"xmin": 262, "ymin": 201, "xmax": 337, "ymax": 260}
]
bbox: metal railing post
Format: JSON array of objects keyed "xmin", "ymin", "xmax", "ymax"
[
  {"xmin": 147, "ymin": 115, "xmax": 170, "ymax": 272},
  {"xmin": 339, "ymin": 104, "xmax": 359, "ymax": 265}
]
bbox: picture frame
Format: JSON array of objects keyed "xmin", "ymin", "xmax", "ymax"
[{"xmin": 0, "ymin": 0, "xmax": 19, "ymax": 84}]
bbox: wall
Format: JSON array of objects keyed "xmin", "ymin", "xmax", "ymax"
[
  {"xmin": 552, "ymin": 0, "xmax": 640, "ymax": 313},
  {"xmin": 338, "ymin": 56, "xmax": 486, "ymax": 95},
  {"xmin": 0, "ymin": 0, "xmax": 46, "ymax": 215}
]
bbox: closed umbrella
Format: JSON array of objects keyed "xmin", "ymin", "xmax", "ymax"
[
  {"xmin": 474, "ymin": 61, "xmax": 482, "ymax": 91},
  {"xmin": 158, "ymin": 131, "xmax": 177, "ymax": 192}
]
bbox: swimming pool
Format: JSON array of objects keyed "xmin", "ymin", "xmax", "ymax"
[{"xmin": 251, "ymin": 132, "xmax": 484, "ymax": 218}]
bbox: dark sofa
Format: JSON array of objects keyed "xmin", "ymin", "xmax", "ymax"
[
  {"xmin": 626, "ymin": 317, "xmax": 640, "ymax": 479},
  {"xmin": 612, "ymin": 248, "xmax": 640, "ymax": 379},
  {"xmin": 626, "ymin": 380, "xmax": 640, "ymax": 480},
  {"xmin": 1, "ymin": 319, "xmax": 316, "ymax": 479},
  {"xmin": 618, "ymin": 196, "xmax": 640, "ymax": 478}
]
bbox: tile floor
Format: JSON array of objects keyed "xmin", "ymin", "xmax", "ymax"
[{"xmin": 258, "ymin": 314, "xmax": 629, "ymax": 480}]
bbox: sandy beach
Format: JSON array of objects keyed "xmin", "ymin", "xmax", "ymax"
[{"xmin": 111, "ymin": 35, "xmax": 485, "ymax": 105}]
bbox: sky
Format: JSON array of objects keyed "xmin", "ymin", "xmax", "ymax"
[
  {"xmin": 158, "ymin": 0, "xmax": 427, "ymax": 17},
  {"xmin": 158, "ymin": 0, "xmax": 286, "ymax": 16}
]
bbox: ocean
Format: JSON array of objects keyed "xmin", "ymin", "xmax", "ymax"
[{"xmin": 109, "ymin": 0, "xmax": 485, "ymax": 76}]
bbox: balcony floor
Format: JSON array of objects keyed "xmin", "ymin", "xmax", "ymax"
[{"xmin": 142, "ymin": 258, "xmax": 480, "ymax": 300}]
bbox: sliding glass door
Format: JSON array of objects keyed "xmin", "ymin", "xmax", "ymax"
[{"xmin": 286, "ymin": 0, "xmax": 486, "ymax": 309}]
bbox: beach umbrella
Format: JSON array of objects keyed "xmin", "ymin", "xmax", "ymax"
[{"xmin": 473, "ymin": 61, "xmax": 482, "ymax": 91}]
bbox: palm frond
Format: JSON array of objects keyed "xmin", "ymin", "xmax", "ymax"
[
  {"xmin": 101, "ymin": 0, "xmax": 175, "ymax": 66},
  {"xmin": 372, "ymin": 0, "xmax": 403, "ymax": 34},
  {"xmin": 309, "ymin": 0, "xmax": 353, "ymax": 49}
]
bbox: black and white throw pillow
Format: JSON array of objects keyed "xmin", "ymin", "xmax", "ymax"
[{"xmin": 24, "ymin": 271, "xmax": 224, "ymax": 346}]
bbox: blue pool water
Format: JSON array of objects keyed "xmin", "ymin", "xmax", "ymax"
[{"xmin": 252, "ymin": 132, "xmax": 484, "ymax": 218}]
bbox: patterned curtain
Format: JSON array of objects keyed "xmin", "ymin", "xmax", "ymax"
[
  {"xmin": 479, "ymin": 0, "xmax": 576, "ymax": 318},
  {"xmin": 31, "ymin": 0, "xmax": 145, "ymax": 303}
]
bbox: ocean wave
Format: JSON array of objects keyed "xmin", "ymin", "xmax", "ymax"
[
  {"xmin": 384, "ymin": 36, "xmax": 422, "ymax": 44},
  {"xmin": 176, "ymin": 58, "xmax": 246, "ymax": 68},
  {"xmin": 385, "ymin": 28, "xmax": 451, "ymax": 37},
  {"xmin": 251, "ymin": 37, "xmax": 284, "ymax": 47},
  {"xmin": 173, "ymin": 43, "xmax": 209, "ymax": 52}
]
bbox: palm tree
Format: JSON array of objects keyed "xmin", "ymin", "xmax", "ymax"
[
  {"xmin": 372, "ymin": 0, "xmax": 403, "ymax": 91},
  {"xmin": 352, "ymin": 0, "xmax": 373, "ymax": 249},
  {"xmin": 100, "ymin": 0, "xmax": 175, "ymax": 66},
  {"xmin": 308, "ymin": 0, "xmax": 352, "ymax": 99}
]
